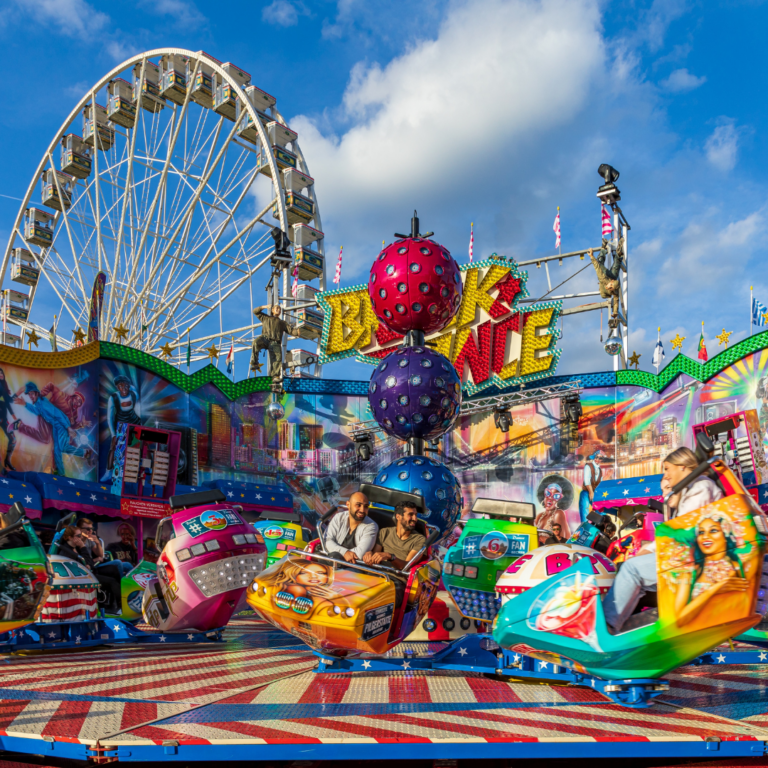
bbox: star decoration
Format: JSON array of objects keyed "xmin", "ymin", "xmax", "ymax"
[
  {"xmin": 205, "ymin": 343, "xmax": 219, "ymax": 361},
  {"xmin": 47, "ymin": 631, "xmax": 56, "ymax": 639},
  {"xmin": 716, "ymin": 654, "xmax": 725, "ymax": 663},
  {"xmin": 159, "ymin": 342, "xmax": 175, "ymax": 359},
  {"xmin": 25, "ymin": 329, "xmax": 40, "ymax": 348},
  {"xmin": 250, "ymin": 359, "xmax": 263, "ymax": 373},
  {"xmin": 113, "ymin": 324, "xmax": 129, "ymax": 342},
  {"xmin": 362, "ymin": 660, "xmax": 372, "ymax": 669},
  {"xmin": 760, "ymin": 651, "xmax": 767, "ymax": 661},
  {"xmin": 538, "ymin": 660, "xmax": 549, "ymax": 670},
  {"xmin": 90, "ymin": 494, "xmax": 97, "ymax": 501},
  {"xmin": 622, "ymin": 489, "xmax": 629, "ymax": 496},
  {"xmin": 457, "ymin": 646, "xmax": 468, "ymax": 657},
  {"xmin": 113, "ymin": 624, "xmax": 122, "ymax": 632},
  {"xmin": 72, "ymin": 327, "xmax": 87, "ymax": 344},
  {"xmin": 24, "ymin": 496, "xmax": 31, "ymax": 504},
  {"xmin": 670, "ymin": 333, "xmax": 685, "ymax": 352},
  {"xmin": 602, "ymin": 491, "xmax": 608, "ymax": 497},
  {"xmin": 159, "ymin": 635, "xmax": 167, "ymax": 642},
  {"xmin": 716, "ymin": 328, "xmax": 732, "ymax": 348},
  {"xmin": 187, "ymin": 634, "xmax": 195, "ymax": 641},
  {"xmin": 401, "ymin": 661, "xmax": 411, "ymax": 669},
  {"xmin": 628, "ymin": 350, "xmax": 641, "ymax": 369}
]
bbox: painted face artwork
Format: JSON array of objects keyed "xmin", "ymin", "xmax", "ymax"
[
  {"xmin": 696, "ymin": 518, "xmax": 727, "ymax": 557},
  {"xmin": 543, "ymin": 484, "xmax": 564, "ymax": 510},
  {"xmin": 294, "ymin": 562, "xmax": 331, "ymax": 587}
]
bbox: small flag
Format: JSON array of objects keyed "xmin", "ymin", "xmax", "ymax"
[
  {"xmin": 553, "ymin": 208, "xmax": 561, "ymax": 249},
  {"xmin": 186, "ymin": 337, "xmax": 191, "ymax": 367},
  {"xmin": 652, "ymin": 334, "xmax": 665, "ymax": 369},
  {"xmin": 49, "ymin": 318, "xmax": 57, "ymax": 352},
  {"xmin": 291, "ymin": 265, "xmax": 298, "ymax": 298},
  {"xmin": 698, "ymin": 328, "xmax": 708, "ymax": 362},
  {"xmin": 752, "ymin": 297, "xmax": 767, "ymax": 326},
  {"xmin": 601, "ymin": 205, "xmax": 612, "ymax": 237},
  {"xmin": 333, "ymin": 246, "xmax": 343, "ymax": 285},
  {"xmin": 226, "ymin": 339, "xmax": 234, "ymax": 375},
  {"xmin": 469, "ymin": 222, "xmax": 474, "ymax": 263}
]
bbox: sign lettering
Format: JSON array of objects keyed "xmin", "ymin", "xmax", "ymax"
[{"xmin": 316, "ymin": 257, "xmax": 561, "ymax": 395}]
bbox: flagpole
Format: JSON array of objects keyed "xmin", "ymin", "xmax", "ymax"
[
  {"xmin": 557, "ymin": 207, "xmax": 561, "ymax": 258},
  {"xmin": 232, "ymin": 335, "xmax": 235, "ymax": 381},
  {"xmin": 654, "ymin": 327, "xmax": 660, "ymax": 374},
  {"xmin": 187, "ymin": 328, "xmax": 190, "ymax": 375}
]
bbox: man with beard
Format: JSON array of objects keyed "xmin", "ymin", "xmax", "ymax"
[
  {"xmin": 364, "ymin": 501, "xmax": 426, "ymax": 570},
  {"xmin": 324, "ymin": 491, "xmax": 377, "ymax": 563}
]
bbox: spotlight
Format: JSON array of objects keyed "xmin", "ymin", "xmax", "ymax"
[
  {"xmin": 563, "ymin": 394, "xmax": 582, "ymax": 424},
  {"xmin": 493, "ymin": 407, "xmax": 512, "ymax": 433},
  {"xmin": 269, "ymin": 227, "xmax": 292, "ymax": 267},
  {"xmin": 596, "ymin": 164, "xmax": 621, "ymax": 205},
  {"xmin": 352, "ymin": 434, "xmax": 374, "ymax": 462},
  {"xmin": 598, "ymin": 164, "xmax": 620, "ymax": 185},
  {"xmin": 604, "ymin": 321, "xmax": 623, "ymax": 357}
]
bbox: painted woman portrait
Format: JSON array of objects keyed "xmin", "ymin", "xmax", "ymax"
[
  {"xmin": 256, "ymin": 559, "xmax": 339, "ymax": 611},
  {"xmin": 674, "ymin": 512, "xmax": 750, "ymax": 627},
  {"xmin": 535, "ymin": 474, "xmax": 574, "ymax": 541}
]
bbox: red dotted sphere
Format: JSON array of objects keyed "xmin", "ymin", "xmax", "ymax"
[{"xmin": 369, "ymin": 238, "xmax": 462, "ymax": 336}]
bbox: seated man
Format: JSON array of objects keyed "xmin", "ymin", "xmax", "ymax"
[
  {"xmin": 544, "ymin": 523, "xmax": 566, "ymax": 546},
  {"xmin": 364, "ymin": 501, "xmax": 426, "ymax": 570},
  {"xmin": 107, "ymin": 523, "xmax": 138, "ymax": 571},
  {"xmin": 603, "ymin": 447, "xmax": 725, "ymax": 634},
  {"xmin": 325, "ymin": 491, "xmax": 378, "ymax": 563}
]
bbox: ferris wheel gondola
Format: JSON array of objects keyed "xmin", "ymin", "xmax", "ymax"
[{"xmin": 0, "ymin": 48, "xmax": 326, "ymax": 370}]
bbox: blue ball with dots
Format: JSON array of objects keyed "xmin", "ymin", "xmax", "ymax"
[{"xmin": 374, "ymin": 455, "xmax": 462, "ymax": 542}]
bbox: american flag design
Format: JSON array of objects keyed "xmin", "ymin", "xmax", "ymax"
[
  {"xmin": 0, "ymin": 617, "xmax": 767, "ymax": 758},
  {"xmin": 333, "ymin": 246, "xmax": 343, "ymax": 285},
  {"xmin": 602, "ymin": 205, "xmax": 613, "ymax": 237},
  {"xmin": 553, "ymin": 210, "xmax": 561, "ymax": 249}
]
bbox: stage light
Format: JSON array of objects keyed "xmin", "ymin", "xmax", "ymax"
[
  {"xmin": 563, "ymin": 394, "xmax": 582, "ymax": 424},
  {"xmin": 598, "ymin": 164, "xmax": 620, "ymax": 185},
  {"xmin": 352, "ymin": 434, "xmax": 374, "ymax": 462},
  {"xmin": 493, "ymin": 407, "xmax": 512, "ymax": 433}
]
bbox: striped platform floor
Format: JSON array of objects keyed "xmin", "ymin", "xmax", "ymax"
[{"xmin": 0, "ymin": 617, "xmax": 767, "ymax": 762}]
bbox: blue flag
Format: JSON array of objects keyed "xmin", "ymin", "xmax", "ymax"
[{"xmin": 753, "ymin": 297, "xmax": 767, "ymax": 327}]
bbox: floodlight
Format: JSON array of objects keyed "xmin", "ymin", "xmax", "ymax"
[
  {"xmin": 598, "ymin": 164, "xmax": 620, "ymax": 185},
  {"xmin": 493, "ymin": 407, "xmax": 512, "ymax": 433},
  {"xmin": 352, "ymin": 434, "xmax": 374, "ymax": 462},
  {"xmin": 563, "ymin": 394, "xmax": 583, "ymax": 424}
]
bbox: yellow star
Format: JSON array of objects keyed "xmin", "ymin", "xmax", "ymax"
[
  {"xmin": 251, "ymin": 359, "xmax": 263, "ymax": 373},
  {"xmin": 206, "ymin": 343, "xmax": 219, "ymax": 361},
  {"xmin": 716, "ymin": 328, "xmax": 732, "ymax": 348},
  {"xmin": 159, "ymin": 342, "xmax": 175, "ymax": 359},
  {"xmin": 670, "ymin": 333, "xmax": 685, "ymax": 352},
  {"xmin": 113, "ymin": 325, "xmax": 129, "ymax": 342},
  {"xmin": 25, "ymin": 329, "xmax": 40, "ymax": 348},
  {"xmin": 602, "ymin": 491, "xmax": 608, "ymax": 497},
  {"xmin": 628, "ymin": 350, "xmax": 641, "ymax": 369},
  {"xmin": 72, "ymin": 327, "xmax": 86, "ymax": 344},
  {"xmin": 763, "ymin": 312, "xmax": 768, "ymax": 324}
]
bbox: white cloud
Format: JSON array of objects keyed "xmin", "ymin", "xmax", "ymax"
[
  {"xmin": 705, "ymin": 119, "xmax": 740, "ymax": 171},
  {"xmin": 293, "ymin": 0, "xmax": 605, "ymax": 276},
  {"xmin": 138, "ymin": 0, "xmax": 208, "ymax": 29},
  {"xmin": 262, "ymin": 0, "xmax": 304, "ymax": 26},
  {"xmin": 660, "ymin": 68, "xmax": 706, "ymax": 93},
  {"xmin": 12, "ymin": 0, "xmax": 108, "ymax": 36}
]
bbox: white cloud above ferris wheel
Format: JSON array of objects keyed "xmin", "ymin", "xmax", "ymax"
[{"xmin": 0, "ymin": 0, "xmax": 765, "ymax": 380}]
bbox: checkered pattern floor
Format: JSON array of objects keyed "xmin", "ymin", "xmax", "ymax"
[{"xmin": 0, "ymin": 616, "xmax": 767, "ymax": 759}]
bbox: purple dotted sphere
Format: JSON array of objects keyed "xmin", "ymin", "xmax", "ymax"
[
  {"xmin": 369, "ymin": 346, "xmax": 462, "ymax": 441},
  {"xmin": 368, "ymin": 237, "xmax": 462, "ymax": 335},
  {"xmin": 374, "ymin": 455, "xmax": 462, "ymax": 542}
]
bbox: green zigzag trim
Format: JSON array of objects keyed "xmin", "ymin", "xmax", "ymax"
[
  {"xmin": 616, "ymin": 330, "xmax": 768, "ymax": 392},
  {"xmin": 100, "ymin": 342, "xmax": 272, "ymax": 400}
]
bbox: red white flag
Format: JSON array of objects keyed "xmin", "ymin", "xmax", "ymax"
[
  {"xmin": 601, "ymin": 205, "xmax": 612, "ymax": 237},
  {"xmin": 291, "ymin": 265, "xmax": 298, "ymax": 298},
  {"xmin": 333, "ymin": 246, "xmax": 343, "ymax": 285},
  {"xmin": 469, "ymin": 222, "xmax": 474, "ymax": 263},
  {"xmin": 553, "ymin": 209, "xmax": 561, "ymax": 249}
]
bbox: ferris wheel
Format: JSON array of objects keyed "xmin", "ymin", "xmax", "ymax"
[{"xmin": 0, "ymin": 48, "xmax": 326, "ymax": 367}]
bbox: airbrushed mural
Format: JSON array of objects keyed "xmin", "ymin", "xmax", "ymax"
[{"xmin": 0, "ymin": 344, "xmax": 766, "ymax": 538}]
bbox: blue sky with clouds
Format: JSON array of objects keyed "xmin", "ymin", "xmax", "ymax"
[{"xmin": 0, "ymin": 0, "xmax": 765, "ymax": 380}]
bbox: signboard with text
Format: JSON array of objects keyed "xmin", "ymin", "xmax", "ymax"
[{"xmin": 316, "ymin": 257, "xmax": 561, "ymax": 395}]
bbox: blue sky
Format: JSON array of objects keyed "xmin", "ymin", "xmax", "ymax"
[{"xmin": 0, "ymin": 0, "xmax": 766, "ymax": 381}]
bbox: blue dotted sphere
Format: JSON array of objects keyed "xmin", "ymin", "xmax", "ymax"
[
  {"xmin": 374, "ymin": 455, "xmax": 462, "ymax": 542},
  {"xmin": 368, "ymin": 346, "xmax": 462, "ymax": 441}
]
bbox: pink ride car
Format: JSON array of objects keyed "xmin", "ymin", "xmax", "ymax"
[{"xmin": 142, "ymin": 489, "xmax": 267, "ymax": 632}]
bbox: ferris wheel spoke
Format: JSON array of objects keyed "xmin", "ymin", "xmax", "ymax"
[
  {"xmin": 112, "ymin": 83, "xmax": 207, "ymax": 335},
  {"xmin": 118, "ymin": 112, "xmax": 246, "ymax": 333},
  {"xmin": 144, "ymin": 197, "xmax": 274, "ymax": 346}
]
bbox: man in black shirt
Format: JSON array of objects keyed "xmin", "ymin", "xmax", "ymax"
[{"xmin": 544, "ymin": 523, "xmax": 567, "ymax": 546}]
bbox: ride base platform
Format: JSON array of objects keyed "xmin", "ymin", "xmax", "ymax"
[{"xmin": 1, "ymin": 616, "xmax": 768, "ymax": 763}]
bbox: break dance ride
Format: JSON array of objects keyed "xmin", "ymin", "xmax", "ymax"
[{"xmin": 248, "ymin": 213, "xmax": 464, "ymax": 657}]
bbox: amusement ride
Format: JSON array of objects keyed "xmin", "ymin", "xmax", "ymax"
[{"xmin": 0, "ymin": 44, "xmax": 767, "ymax": 766}]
